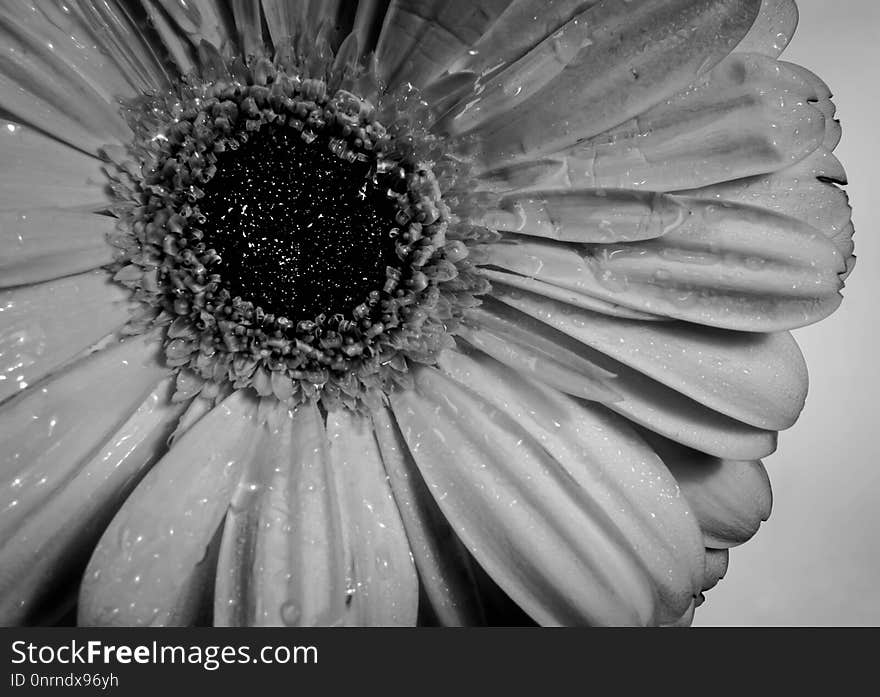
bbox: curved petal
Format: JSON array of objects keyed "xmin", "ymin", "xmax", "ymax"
[
  {"xmin": 391, "ymin": 366, "xmax": 661, "ymax": 626},
  {"xmin": 78, "ymin": 389, "xmax": 262, "ymax": 626},
  {"xmin": 326, "ymin": 409, "xmax": 419, "ymax": 626},
  {"xmin": 213, "ymin": 401, "xmax": 349, "ymax": 627},
  {"xmin": 372, "ymin": 407, "xmax": 486, "ymax": 626},
  {"xmin": 464, "ymin": 295, "xmax": 777, "ymax": 459},
  {"xmin": 0, "ymin": 121, "xmax": 109, "ymax": 211},
  {"xmin": 0, "ymin": 210, "xmax": 116, "ymax": 287},
  {"xmin": 490, "ymin": 289, "xmax": 809, "ymax": 430},
  {"xmin": 459, "ymin": 0, "xmax": 761, "ymax": 167},
  {"xmin": 436, "ymin": 348, "xmax": 706, "ymax": 623},
  {"xmin": 702, "ymin": 548, "xmax": 729, "ymax": 591},
  {"xmin": 477, "ymin": 197, "xmax": 845, "ymax": 332},
  {"xmin": 644, "ymin": 432, "xmax": 772, "ymax": 549},
  {"xmin": 0, "ymin": 377, "xmax": 185, "ymax": 625},
  {"xmin": 734, "ymin": 0, "xmax": 797, "ymax": 57},
  {"xmin": 0, "ymin": 271, "xmax": 133, "ymax": 404}
]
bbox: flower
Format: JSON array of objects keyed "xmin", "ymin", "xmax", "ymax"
[{"xmin": 0, "ymin": 0, "xmax": 852, "ymax": 627}]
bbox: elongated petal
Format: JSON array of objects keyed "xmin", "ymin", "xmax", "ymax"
[
  {"xmin": 327, "ymin": 410, "xmax": 419, "ymax": 626},
  {"xmin": 231, "ymin": 0, "xmax": 263, "ymax": 56},
  {"xmin": 479, "ymin": 269, "xmax": 667, "ymax": 321},
  {"xmin": 0, "ymin": 122, "xmax": 109, "ymax": 210},
  {"xmin": 0, "ymin": 336, "xmax": 165, "ymax": 541},
  {"xmin": 458, "ymin": 306, "xmax": 620, "ymax": 403},
  {"xmin": 372, "ymin": 407, "xmax": 486, "ymax": 626},
  {"xmin": 0, "ymin": 271, "xmax": 133, "ymax": 404},
  {"xmin": 477, "ymin": 197, "xmax": 845, "ymax": 331},
  {"xmin": 0, "ymin": 209, "xmax": 115, "ymax": 287},
  {"xmin": 0, "ymin": 13, "xmax": 131, "ymax": 151},
  {"xmin": 214, "ymin": 401, "xmax": 349, "ymax": 627},
  {"xmin": 448, "ymin": 0, "xmax": 601, "ymax": 76},
  {"xmin": 682, "ymin": 147, "xmax": 853, "ymax": 260},
  {"xmin": 477, "ymin": 190, "xmax": 687, "ymax": 243},
  {"xmin": 159, "ymin": 0, "xmax": 231, "ymax": 49},
  {"xmin": 436, "ymin": 349, "xmax": 705, "ymax": 623},
  {"xmin": 0, "ymin": 378, "xmax": 185, "ymax": 624},
  {"xmin": 461, "ymin": 0, "xmax": 761, "ymax": 167},
  {"xmin": 645, "ymin": 432, "xmax": 772, "ymax": 549},
  {"xmin": 375, "ymin": 0, "xmax": 510, "ymax": 89},
  {"xmin": 392, "ymin": 367, "xmax": 659, "ymax": 626},
  {"xmin": 490, "ymin": 289, "xmax": 808, "ymax": 430},
  {"xmin": 79, "ymin": 390, "xmax": 262, "ymax": 626},
  {"xmin": 735, "ymin": 0, "xmax": 797, "ymax": 57},
  {"xmin": 476, "ymin": 54, "xmax": 826, "ymax": 193},
  {"xmin": 463, "ymin": 294, "xmax": 776, "ymax": 459}
]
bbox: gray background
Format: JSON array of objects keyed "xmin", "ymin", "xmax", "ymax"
[{"xmin": 695, "ymin": 0, "xmax": 880, "ymax": 626}]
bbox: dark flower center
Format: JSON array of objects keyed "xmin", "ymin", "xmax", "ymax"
[{"xmin": 198, "ymin": 124, "xmax": 401, "ymax": 322}]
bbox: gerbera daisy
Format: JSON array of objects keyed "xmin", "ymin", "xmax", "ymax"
[{"xmin": 0, "ymin": 0, "xmax": 853, "ymax": 627}]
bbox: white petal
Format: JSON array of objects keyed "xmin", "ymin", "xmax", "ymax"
[
  {"xmin": 461, "ymin": 0, "xmax": 761, "ymax": 167},
  {"xmin": 213, "ymin": 401, "xmax": 349, "ymax": 627},
  {"xmin": 391, "ymin": 366, "xmax": 658, "ymax": 626},
  {"xmin": 735, "ymin": 0, "xmax": 798, "ymax": 57},
  {"xmin": 0, "ymin": 377, "xmax": 186, "ymax": 624},
  {"xmin": 78, "ymin": 389, "xmax": 262, "ymax": 626},
  {"xmin": 327, "ymin": 409, "xmax": 419, "ymax": 626},
  {"xmin": 0, "ymin": 121, "xmax": 109, "ymax": 210},
  {"xmin": 372, "ymin": 407, "xmax": 486, "ymax": 626},
  {"xmin": 645, "ymin": 432, "xmax": 772, "ymax": 549},
  {"xmin": 375, "ymin": 0, "xmax": 509, "ymax": 89},
  {"xmin": 0, "ymin": 335, "xmax": 166, "ymax": 540},
  {"xmin": 491, "ymin": 288, "xmax": 809, "ymax": 430},
  {"xmin": 436, "ymin": 349, "xmax": 706, "ymax": 623},
  {"xmin": 0, "ymin": 271, "xmax": 133, "ymax": 403},
  {"xmin": 0, "ymin": 209, "xmax": 115, "ymax": 287},
  {"xmin": 0, "ymin": 14, "xmax": 131, "ymax": 151}
]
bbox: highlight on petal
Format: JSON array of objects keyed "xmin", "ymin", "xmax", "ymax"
[
  {"xmin": 326, "ymin": 409, "xmax": 419, "ymax": 626},
  {"xmin": 0, "ymin": 271, "xmax": 134, "ymax": 404},
  {"xmin": 393, "ymin": 362, "xmax": 685, "ymax": 626},
  {"xmin": 0, "ymin": 377, "xmax": 185, "ymax": 625},
  {"xmin": 79, "ymin": 390, "xmax": 263, "ymax": 626},
  {"xmin": 459, "ymin": 0, "xmax": 762, "ymax": 167},
  {"xmin": 373, "ymin": 407, "xmax": 486, "ymax": 626},
  {"xmin": 213, "ymin": 401, "xmax": 348, "ymax": 627},
  {"xmin": 643, "ymin": 430, "xmax": 773, "ymax": 549}
]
